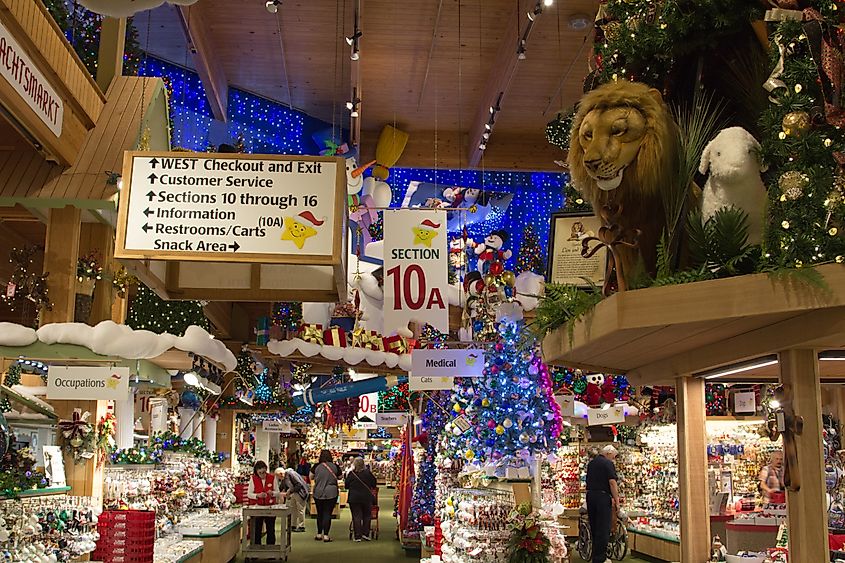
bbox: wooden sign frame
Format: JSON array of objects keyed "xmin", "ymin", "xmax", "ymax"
[{"xmin": 115, "ymin": 151, "xmax": 348, "ymax": 302}]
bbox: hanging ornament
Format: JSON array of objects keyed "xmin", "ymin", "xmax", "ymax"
[
  {"xmin": 601, "ymin": 21, "xmax": 623, "ymax": 42},
  {"xmin": 778, "ymin": 171, "xmax": 810, "ymax": 200},
  {"xmin": 781, "ymin": 111, "xmax": 812, "ymax": 138},
  {"xmin": 503, "ymin": 418, "xmax": 513, "ymax": 428}
]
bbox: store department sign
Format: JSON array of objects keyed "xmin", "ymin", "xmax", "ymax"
[
  {"xmin": 409, "ymin": 376, "xmax": 453, "ymax": 391},
  {"xmin": 262, "ymin": 420, "xmax": 292, "ymax": 433},
  {"xmin": 46, "ymin": 366, "xmax": 130, "ymax": 400},
  {"xmin": 586, "ymin": 404, "xmax": 625, "ymax": 426},
  {"xmin": 383, "ymin": 209, "xmax": 449, "ymax": 334},
  {"xmin": 353, "ymin": 392, "xmax": 378, "ymax": 430},
  {"xmin": 376, "ymin": 412, "xmax": 411, "ymax": 427},
  {"xmin": 0, "ymin": 20, "xmax": 64, "ymax": 137},
  {"xmin": 116, "ymin": 152, "xmax": 342, "ymax": 261},
  {"xmin": 411, "ymin": 349, "xmax": 484, "ymax": 378}
]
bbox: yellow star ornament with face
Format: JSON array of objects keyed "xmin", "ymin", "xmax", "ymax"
[
  {"xmin": 412, "ymin": 218, "xmax": 441, "ymax": 248},
  {"xmin": 106, "ymin": 373, "xmax": 122, "ymax": 390},
  {"xmin": 281, "ymin": 211, "xmax": 325, "ymax": 249}
]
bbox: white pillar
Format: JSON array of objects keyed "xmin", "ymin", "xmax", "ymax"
[
  {"xmin": 149, "ymin": 398, "xmax": 168, "ymax": 436},
  {"xmin": 269, "ymin": 431, "xmax": 281, "ymax": 458},
  {"xmin": 204, "ymin": 416, "xmax": 218, "ymax": 451},
  {"xmin": 254, "ymin": 428, "xmax": 270, "ymax": 465},
  {"xmin": 192, "ymin": 411, "xmax": 203, "ymax": 441},
  {"xmin": 178, "ymin": 408, "xmax": 195, "ymax": 440},
  {"xmin": 114, "ymin": 394, "xmax": 135, "ymax": 450}
]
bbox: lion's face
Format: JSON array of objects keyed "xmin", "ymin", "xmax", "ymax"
[{"xmin": 576, "ymin": 106, "xmax": 648, "ymax": 191}]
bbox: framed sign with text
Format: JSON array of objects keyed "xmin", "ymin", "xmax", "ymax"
[{"xmin": 546, "ymin": 211, "xmax": 607, "ymax": 287}]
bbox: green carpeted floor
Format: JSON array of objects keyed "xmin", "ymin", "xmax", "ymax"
[{"xmin": 236, "ymin": 490, "xmax": 654, "ymax": 563}]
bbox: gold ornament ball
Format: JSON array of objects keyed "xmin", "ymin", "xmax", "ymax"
[
  {"xmin": 778, "ymin": 171, "xmax": 810, "ymax": 200},
  {"xmin": 601, "ymin": 21, "xmax": 622, "ymax": 42},
  {"xmin": 501, "ymin": 271, "xmax": 516, "ymax": 287},
  {"xmin": 781, "ymin": 111, "xmax": 811, "ymax": 138},
  {"xmin": 483, "ymin": 274, "xmax": 499, "ymax": 288}
]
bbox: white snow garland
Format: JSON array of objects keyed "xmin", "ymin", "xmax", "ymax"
[
  {"xmin": 77, "ymin": 0, "xmax": 198, "ymax": 17},
  {"xmin": 1, "ymin": 321, "xmax": 236, "ymax": 371},
  {"xmin": 267, "ymin": 337, "xmax": 412, "ymax": 372},
  {"xmin": 0, "ymin": 323, "xmax": 38, "ymax": 347}
]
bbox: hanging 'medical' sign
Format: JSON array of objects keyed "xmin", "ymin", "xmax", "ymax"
[
  {"xmin": 383, "ymin": 209, "xmax": 449, "ymax": 334},
  {"xmin": 47, "ymin": 366, "xmax": 131, "ymax": 400},
  {"xmin": 116, "ymin": 152, "xmax": 344, "ymax": 260},
  {"xmin": 411, "ymin": 349, "xmax": 485, "ymax": 378}
]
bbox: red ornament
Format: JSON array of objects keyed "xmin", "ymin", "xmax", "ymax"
[{"xmin": 489, "ymin": 261, "xmax": 504, "ymax": 276}]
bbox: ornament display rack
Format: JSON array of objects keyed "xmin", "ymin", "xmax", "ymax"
[
  {"xmin": 0, "ymin": 492, "xmax": 100, "ymax": 562},
  {"xmin": 439, "ymin": 487, "xmax": 515, "ymax": 563}
]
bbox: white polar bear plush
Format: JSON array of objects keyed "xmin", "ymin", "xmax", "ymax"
[
  {"xmin": 78, "ymin": 0, "xmax": 197, "ymax": 17},
  {"xmin": 699, "ymin": 127, "xmax": 768, "ymax": 245}
]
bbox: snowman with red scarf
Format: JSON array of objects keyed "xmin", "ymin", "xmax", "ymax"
[{"xmin": 474, "ymin": 230, "xmax": 512, "ymax": 276}]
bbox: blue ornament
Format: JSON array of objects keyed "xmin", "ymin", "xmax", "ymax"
[{"xmin": 180, "ymin": 390, "xmax": 201, "ymax": 409}]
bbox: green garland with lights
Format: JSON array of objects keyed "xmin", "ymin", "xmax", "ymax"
[
  {"xmin": 126, "ymin": 283, "xmax": 210, "ymax": 335},
  {"xmin": 758, "ymin": 13, "xmax": 845, "ymax": 269},
  {"xmin": 0, "ymin": 364, "xmax": 21, "ymax": 413},
  {"xmin": 151, "ymin": 431, "xmax": 228, "ymax": 464},
  {"xmin": 545, "ymin": 110, "xmax": 574, "ymax": 150}
]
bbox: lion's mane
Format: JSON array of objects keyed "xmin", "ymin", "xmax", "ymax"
[{"xmin": 567, "ymin": 80, "xmax": 678, "ymax": 279}]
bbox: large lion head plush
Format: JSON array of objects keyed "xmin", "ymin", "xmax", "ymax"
[{"xmin": 567, "ymin": 80, "xmax": 679, "ymax": 280}]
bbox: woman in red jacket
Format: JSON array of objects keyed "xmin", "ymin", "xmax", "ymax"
[{"xmin": 247, "ymin": 461, "xmax": 279, "ymax": 544}]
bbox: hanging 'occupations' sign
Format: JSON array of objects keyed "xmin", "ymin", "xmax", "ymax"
[
  {"xmin": 47, "ymin": 366, "xmax": 131, "ymax": 400},
  {"xmin": 116, "ymin": 152, "xmax": 344, "ymax": 260},
  {"xmin": 383, "ymin": 209, "xmax": 449, "ymax": 334}
]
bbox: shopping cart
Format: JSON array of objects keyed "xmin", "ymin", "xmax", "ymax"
[{"xmin": 348, "ymin": 487, "xmax": 380, "ymax": 540}]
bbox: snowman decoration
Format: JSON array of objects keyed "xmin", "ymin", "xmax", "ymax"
[{"xmin": 475, "ymin": 230, "xmax": 512, "ymax": 275}]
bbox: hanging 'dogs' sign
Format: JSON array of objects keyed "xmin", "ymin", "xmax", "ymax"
[
  {"xmin": 77, "ymin": 0, "xmax": 198, "ymax": 17},
  {"xmin": 383, "ymin": 209, "xmax": 449, "ymax": 336}
]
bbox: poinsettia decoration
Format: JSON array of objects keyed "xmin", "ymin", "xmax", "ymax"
[{"xmin": 506, "ymin": 502, "xmax": 551, "ymax": 563}]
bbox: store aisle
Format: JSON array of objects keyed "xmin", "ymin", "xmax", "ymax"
[{"xmin": 238, "ymin": 488, "xmax": 409, "ymax": 562}]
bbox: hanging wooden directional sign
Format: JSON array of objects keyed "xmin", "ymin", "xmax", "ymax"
[{"xmin": 115, "ymin": 151, "xmax": 347, "ymax": 302}]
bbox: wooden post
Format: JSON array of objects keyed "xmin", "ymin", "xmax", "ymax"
[
  {"xmin": 51, "ymin": 400, "xmax": 109, "ymax": 498},
  {"xmin": 79, "ymin": 223, "xmax": 118, "ymax": 325},
  {"xmin": 96, "ymin": 17, "xmax": 127, "ymax": 92},
  {"xmin": 676, "ymin": 376, "xmax": 711, "ymax": 563},
  {"xmin": 41, "ymin": 206, "xmax": 81, "ymax": 325},
  {"xmin": 216, "ymin": 409, "xmax": 235, "ymax": 469},
  {"xmin": 779, "ymin": 349, "xmax": 827, "ymax": 561}
]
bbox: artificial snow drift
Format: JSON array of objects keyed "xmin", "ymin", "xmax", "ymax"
[
  {"xmin": 267, "ymin": 337, "xmax": 412, "ymax": 372},
  {"xmin": 0, "ymin": 321, "xmax": 236, "ymax": 371}
]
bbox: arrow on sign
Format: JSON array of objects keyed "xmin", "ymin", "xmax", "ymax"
[
  {"xmin": 143, "ymin": 208, "xmax": 154, "ymax": 217},
  {"xmin": 148, "ymin": 173, "xmax": 158, "ymax": 183},
  {"xmin": 142, "ymin": 224, "xmax": 152, "ymax": 233},
  {"xmin": 229, "ymin": 241, "xmax": 240, "ymax": 252},
  {"xmin": 149, "ymin": 158, "xmax": 159, "ymax": 168},
  {"xmin": 146, "ymin": 191, "xmax": 155, "ymax": 201}
]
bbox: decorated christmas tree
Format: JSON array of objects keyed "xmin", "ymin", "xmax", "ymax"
[
  {"xmin": 406, "ymin": 391, "xmax": 450, "ymax": 534},
  {"xmin": 441, "ymin": 321, "xmax": 562, "ymax": 465},
  {"xmin": 515, "ymin": 225, "xmax": 546, "ymax": 275},
  {"xmin": 126, "ymin": 283, "xmax": 210, "ymax": 335}
]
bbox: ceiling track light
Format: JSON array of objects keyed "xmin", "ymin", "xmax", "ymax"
[
  {"xmin": 350, "ymin": 50, "xmax": 360, "ymax": 61},
  {"xmin": 265, "ymin": 0, "xmax": 281, "ymax": 13},
  {"xmin": 697, "ymin": 355, "xmax": 780, "ymax": 380},
  {"xmin": 543, "ymin": 0, "xmax": 553, "ymax": 6},
  {"xmin": 517, "ymin": 40, "xmax": 527, "ymax": 60}
]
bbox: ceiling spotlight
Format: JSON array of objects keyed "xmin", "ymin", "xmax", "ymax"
[
  {"xmin": 517, "ymin": 42, "xmax": 526, "ymax": 60},
  {"xmin": 183, "ymin": 371, "xmax": 199, "ymax": 387},
  {"xmin": 568, "ymin": 14, "xmax": 591, "ymax": 30},
  {"xmin": 544, "ymin": 0, "xmax": 553, "ymax": 6},
  {"xmin": 350, "ymin": 50, "xmax": 360, "ymax": 61},
  {"xmin": 479, "ymin": 143, "xmax": 486, "ymax": 150},
  {"xmin": 351, "ymin": 109, "xmax": 359, "ymax": 118},
  {"xmin": 482, "ymin": 132, "xmax": 490, "ymax": 140},
  {"xmin": 265, "ymin": 0, "xmax": 280, "ymax": 13},
  {"xmin": 346, "ymin": 101, "xmax": 354, "ymax": 110},
  {"xmin": 527, "ymin": 11, "xmax": 535, "ymax": 21},
  {"xmin": 484, "ymin": 123, "xmax": 492, "ymax": 131}
]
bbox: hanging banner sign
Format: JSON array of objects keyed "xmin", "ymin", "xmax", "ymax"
[
  {"xmin": 262, "ymin": 420, "xmax": 292, "ymax": 433},
  {"xmin": 555, "ymin": 395, "xmax": 576, "ymax": 418},
  {"xmin": 409, "ymin": 376, "xmax": 454, "ymax": 391},
  {"xmin": 733, "ymin": 391, "xmax": 756, "ymax": 414},
  {"xmin": 0, "ymin": 20, "xmax": 64, "ymax": 137},
  {"xmin": 328, "ymin": 437, "xmax": 343, "ymax": 449},
  {"xmin": 411, "ymin": 349, "xmax": 485, "ymax": 378},
  {"xmin": 47, "ymin": 366, "xmax": 131, "ymax": 400},
  {"xmin": 586, "ymin": 404, "xmax": 625, "ymax": 426},
  {"xmin": 353, "ymin": 392, "xmax": 378, "ymax": 430},
  {"xmin": 116, "ymin": 152, "xmax": 343, "ymax": 261},
  {"xmin": 383, "ymin": 209, "xmax": 449, "ymax": 334},
  {"xmin": 376, "ymin": 412, "xmax": 411, "ymax": 427},
  {"xmin": 342, "ymin": 428, "xmax": 369, "ymax": 441}
]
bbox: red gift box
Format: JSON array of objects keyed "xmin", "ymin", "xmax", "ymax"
[
  {"xmin": 269, "ymin": 325, "xmax": 285, "ymax": 341},
  {"xmin": 383, "ymin": 334, "xmax": 409, "ymax": 354},
  {"xmin": 323, "ymin": 326, "xmax": 348, "ymax": 347}
]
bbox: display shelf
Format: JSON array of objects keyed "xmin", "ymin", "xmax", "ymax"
[
  {"xmin": 175, "ymin": 546, "xmax": 203, "ymax": 563},
  {"xmin": 541, "ymin": 263, "xmax": 845, "ymax": 382},
  {"xmin": 2, "ymin": 486, "xmax": 71, "ymax": 498},
  {"xmin": 627, "ymin": 526, "xmax": 680, "ymax": 544},
  {"xmin": 180, "ymin": 518, "xmax": 242, "ymax": 538}
]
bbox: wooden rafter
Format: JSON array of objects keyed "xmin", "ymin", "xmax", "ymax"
[{"xmin": 178, "ymin": 4, "xmax": 228, "ymax": 122}]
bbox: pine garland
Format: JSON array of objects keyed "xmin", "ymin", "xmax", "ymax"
[{"xmin": 126, "ymin": 283, "xmax": 210, "ymax": 335}]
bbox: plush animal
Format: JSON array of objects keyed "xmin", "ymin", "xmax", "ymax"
[
  {"xmin": 475, "ymin": 230, "xmax": 512, "ymax": 275},
  {"xmin": 585, "ymin": 373, "xmax": 604, "ymax": 407},
  {"xmin": 698, "ymin": 127, "xmax": 767, "ymax": 245},
  {"xmin": 568, "ymin": 80, "xmax": 680, "ymax": 283},
  {"xmin": 601, "ymin": 378, "xmax": 617, "ymax": 405}
]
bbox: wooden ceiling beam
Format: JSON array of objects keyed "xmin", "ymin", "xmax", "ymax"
[
  {"xmin": 466, "ymin": 0, "xmax": 542, "ymax": 167},
  {"xmin": 178, "ymin": 4, "xmax": 228, "ymax": 122},
  {"xmin": 203, "ymin": 301, "xmax": 233, "ymax": 340}
]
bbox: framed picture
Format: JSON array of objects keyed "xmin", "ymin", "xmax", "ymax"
[{"xmin": 546, "ymin": 211, "xmax": 607, "ymax": 287}]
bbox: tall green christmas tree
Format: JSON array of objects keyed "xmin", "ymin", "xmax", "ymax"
[
  {"xmin": 43, "ymin": 0, "xmax": 143, "ymax": 78},
  {"xmin": 126, "ymin": 283, "xmax": 210, "ymax": 335},
  {"xmin": 758, "ymin": 7, "xmax": 845, "ymax": 268}
]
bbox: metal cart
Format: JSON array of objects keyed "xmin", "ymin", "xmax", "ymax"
[{"xmin": 242, "ymin": 505, "xmax": 292, "ymax": 561}]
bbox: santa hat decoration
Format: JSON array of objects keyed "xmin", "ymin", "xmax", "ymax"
[
  {"xmin": 298, "ymin": 211, "xmax": 325, "ymax": 226},
  {"xmin": 420, "ymin": 219, "xmax": 441, "ymax": 229}
]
